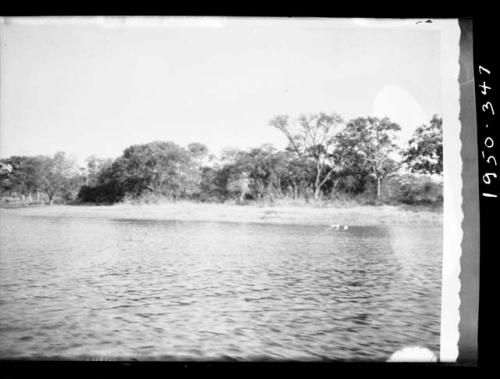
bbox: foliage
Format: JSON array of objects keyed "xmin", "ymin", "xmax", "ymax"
[
  {"xmin": 198, "ymin": 166, "xmax": 225, "ymax": 202},
  {"xmin": 403, "ymin": 115, "xmax": 443, "ymax": 175},
  {"xmin": 270, "ymin": 112, "xmax": 343, "ymax": 199},
  {"xmin": 0, "ymin": 152, "xmax": 82, "ymax": 203},
  {"xmin": 0, "ymin": 156, "xmax": 48, "ymax": 196},
  {"xmin": 115, "ymin": 141, "xmax": 198, "ymax": 199},
  {"xmin": 85, "ymin": 156, "xmax": 113, "ymax": 187},
  {"xmin": 43, "ymin": 152, "xmax": 82, "ymax": 203},
  {"xmin": 187, "ymin": 142, "xmax": 209, "ymax": 168},
  {"xmin": 226, "ymin": 172, "xmax": 251, "ymax": 202},
  {"xmin": 382, "ymin": 175, "xmax": 443, "ymax": 205},
  {"xmin": 335, "ymin": 117, "xmax": 402, "ymax": 199},
  {"xmin": 1, "ymin": 112, "xmax": 444, "ymax": 207}
]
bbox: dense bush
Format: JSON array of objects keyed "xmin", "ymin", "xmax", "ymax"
[
  {"xmin": 77, "ymin": 183, "xmax": 123, "ymax": 204},
  {"xmin": 382, "ymin": 175, "xmax": 443, "ymax": 205}
]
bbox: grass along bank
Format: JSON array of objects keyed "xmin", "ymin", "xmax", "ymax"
[{"xmin": 0, "ymin": 201, "xmax": 442, "ymax": 227}]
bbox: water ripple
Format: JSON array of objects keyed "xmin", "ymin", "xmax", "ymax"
[{"xmin": 0, "ymin": 216, "xmax": 442, "ymax": 360}]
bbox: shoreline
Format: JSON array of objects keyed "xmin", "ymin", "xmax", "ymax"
[{"xmin": 0, "ymin": 202, "xmax": 442, "ymax": 227}]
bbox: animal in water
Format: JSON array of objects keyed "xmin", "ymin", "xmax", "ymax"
[
  {"xmin": 326, "ymin": 224, "xmax": 349, "ymax": 232},
  {"xmin": 387, "ymin": 346, "xmax": 437, "ymax": 362}
]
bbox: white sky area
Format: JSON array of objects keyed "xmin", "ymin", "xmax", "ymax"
[{"xmin": 0, "ymin": 17, "xmax": 443, "ymax": 165}]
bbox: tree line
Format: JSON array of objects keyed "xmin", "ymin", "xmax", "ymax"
[{"xmin": 0, "ymin": 113, "xmax": 443, "ymax": 206}]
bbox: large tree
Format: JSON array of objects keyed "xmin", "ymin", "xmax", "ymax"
[
  {"xmin": 1, "ymin": 152, "xmax": 82, "ymax": 204},
  {"xmin": 108, "ymin": 141, "xmax": 199, "ymax": 200},
  {"xmin": 0, "ymin": 155, "xmax": 53, "ymax": 201},
  {"xmin": 233, "ymin": 145, "xmax": 282, "ymax": 200},
  {"xmin": 403, "ymin": 115, "xmax": 443, "ymax": 175},
  {"xmin": 336, "ymin": 117, "xmax": 401, "ymax": 199},
  {"xmin": 187, "ymin": 142, "xmax": 209, "ymax": 169},
  {"xmin": 186, "ymin": 142, "xmax": 209, "ymax": 199},
  {"xmin": 280, "ymin": 154, "xmax": 316, "ymax": 199},
  {"xmin": 43, "ymin": 152, "xmax": 81, "ymax": 204},
  {"xmin": 1, "ymin": 156, "xmax": 40, "ymax": 199},
  {"xmin": 270, "ymin": 112, "xmax": 343, "ymax": 200},
  {"xmin": 85, "ymin": 156, "xmax": 113, "ymax": 187}
]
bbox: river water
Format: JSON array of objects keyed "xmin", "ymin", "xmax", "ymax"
[{"xmin": 0, "ymin": 213, "xmax": 442, "ymax": 360}]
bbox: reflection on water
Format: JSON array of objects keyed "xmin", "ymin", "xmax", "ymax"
[{"xmin": 0, "ymin": 214, "xmax": 442, "ymax": 360}]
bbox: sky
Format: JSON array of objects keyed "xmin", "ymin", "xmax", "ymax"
[{"xmin": 0, "ymin": 17, "xmax": 445, "ymax": 165}]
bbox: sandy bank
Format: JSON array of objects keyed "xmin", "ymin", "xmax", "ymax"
[{"xmin": 0, "ymin": 202, "xmax": 442, "ymax": 227}]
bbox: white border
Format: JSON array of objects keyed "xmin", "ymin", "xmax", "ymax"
[{"xmin": 439, "ymin": 19, "xmax": 463, "ymax": 362}]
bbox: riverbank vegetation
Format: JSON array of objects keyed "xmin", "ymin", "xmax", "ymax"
[{"xmin": 0, "ymin": 113, "xmax": 443, "ymax": 209}]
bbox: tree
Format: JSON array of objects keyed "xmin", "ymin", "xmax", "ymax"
[
  {"xmin": 43, "ymin": 152, "xmax": 81, "ymax": 204},
  {"xmin": 107, "ymin": 141, "xmax": 199, "ymax": 200},
  {"xmin": 0, "ymin": 156, "xmax": 51, "ymax": 201},
  {"xmin": 187, "ymin": 142, "xmax": 209, "ymax": 169},
  {"xmin": 403, "ymin": 115, "xmax": 443, "ymax": 175},
  {"xmin": 78, "ymin": 160, "xmax": 124, "ymax": 204},
  {"xmin": 186, "ymin": 143, "xmax": 209, "ymax": 199},
  {"xmin": 280, "ymin": 154, "xmax": 316, "ymax": 199},
  {"xmin": 85, "ymin": 156, "xmax": 113, "ymax": 187},
  {"xmin": 219, "ymin": 147, "xmax": 243, "ymax": 164},
  {"xmin": 336, "ymin": 117, "xmax": 401, "ymax": 199},
  {"xmin": 235, "ymin": 145, "xmax": 279, "ymax": 200},
  {"xmin": 198, "ymin": 166, "xmax": 223, "ymax": 202},
  {"xmin": 328, "ymin": 146, "xmax": 372, "ymax": 196},
  {"xmin": 0, "ymin": 162, "xmax": 13, "ymax": 176},
  {"xmin": 216, "ymin": 145, "xmax": 290, "ymax": 201},
  {"xmin": 1, "ymin": 152, "xmax": 82, "ymax": 204},
  {"xmin": 226, "ymin": 172, "xmax": 250, "ymax": 202},
  {"xmin": 270, "ymin": 112, "xmax": 343, "ymax": 199}
]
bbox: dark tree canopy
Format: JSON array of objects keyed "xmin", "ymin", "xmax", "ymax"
[
  {"xmin": 336, "ymin": 117, "xmax": 402, "ymax": 199},
  {"xmin": 403, "ymin": 115, "xmax": 443, "ymax": 175},
  {"xmin": 1, "ymin": 153, "xmax": 83, "ymax": 203},
  {"xmin": 114, "ymin": 141, "xmax": 198, "ymax": 199}
]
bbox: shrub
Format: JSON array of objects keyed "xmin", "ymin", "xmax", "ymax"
[
  {"xmin": 77, "ymin": 183, "xmax": 123, "ymax": 204},
  {"xmin": 382, "ymin": 175, "xmax": 443, "ymax": 205}
]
